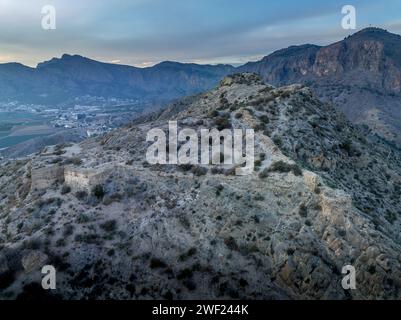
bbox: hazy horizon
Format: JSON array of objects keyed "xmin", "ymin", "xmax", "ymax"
[{"xmin": 1, "ymin": 26, "xmax": 400, "ymax": 70}]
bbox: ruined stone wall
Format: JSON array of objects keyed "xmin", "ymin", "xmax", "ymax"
[
  {"xmin": 64, "ymin": 167, "xmax": 92, "ymax": 191},
  {"xmin": 88, "ymin": 170, "xmax": 110, "ymax": 187},
  {"xmin": 64, "ymin": 166, "xmax": 113, "ymax": 192},
  {"xmin": 30, "ymin": 165, "xmax": 64, "ymax": 190},
  {"xmin": 30, "ymin": 163, "xmax": 120, "ymax": 193}
]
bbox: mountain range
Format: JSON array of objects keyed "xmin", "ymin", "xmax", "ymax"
[
  {"xmin": 1, "ymin": 27, "xmax": 401, "ymax": 144},
  {"xmin": 0, "ymin": 55, "xmax": 235, "ymax": 105}
]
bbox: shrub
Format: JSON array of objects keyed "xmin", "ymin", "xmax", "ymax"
[
  {"xmin": 367, "ymin": 265, "xmax": 376, "ymax": 274},
  {"xmin": 56, "ymin": 238, "xmax": 66, "ymax": 247},
  {"xmin": 61, "ymin": 185, "xmax": 71, "ymax": 195},
  {"xmin": 272, "ymin": 136, "xmax": 283, "ymax": 147},
  {"xmin": 179, "ymin": 164, "xmax": 193, "ymax": 172},
  {"xmin": 259, "ymin": 115, "xmax": 269, "ymax": 124},
  {"xmin": 66, "ymin": 157, "xmax": 83, "ymax": 166},
  {"xmin": 210, "ymin": 110, "xmax": 219, "ymax": 117},
  {"xmin": 340, "ymin": 139, "xmax": 352, "ymax": 153},
  {"xmin": 110, "ymin": 193, "xmax": 123, "ymax": 201},
  {"xmin": 220, "ymin": 97, "xmax": 229, "ymax": 107},
  {"xmin": 191, "ymin": 166, "xmax": 208, "ymax": 176},
  {"xmin": 338, "ymin": 229, "xmax": 346, "ymax": 237},
  {"xmin": 254, "ymin": 194, "xmax": 265, "ymax": 201},
  {"xmin": 179, "ymin": 248, "xmax": 197, "ymax": 262},
  {"xmin": 292, "ymin": 165, "xmax": 303, "ymax": 177},
  {"xmin": 215, "ymin": 116, "xmax": 231, "ymax": 130},
  {"xmin": 74, "ymin": 233, "xmax": 101, "ymax": 245},
  {"xmin": 77, "ymin": 214, "xmax": 90, "ymax": 224},
  {"xmin": 150, "ymin": 258, "xmax": 167, "ymax": 269},
  {"xmin": 385, "ymin": 211, "xmax": 397, "ymax": 224},
  {"xmin": 258, "ymin": 169, "xmax": 269, "ymax": 179},
  {"xmin": 287, "ymin": 248, "xmax": 295, "ymax": 255},
  {"xmin": 299, "ymin": 204, "xmax": 308, "ymax": 218},
  {"xmin": 222, "ymin": 167, "xmax": 235, "ymax": 175},
  {"xmin": 253, "ymin": 123, "xmax": 265, "ymax": 131},
  {"xmin": 224, "ymin": 237, "xmax": 239, "ymax": 251},
  {"xmin": 75, "ymin": 190, "xmax": 87, "ymax": 200},
  {"xmin": 63, "ymin": 224, "xmax": 74, "ymax": 237},
  {"xmin": 100, "ymin": 219, "xmax": 117, "ymax": 232},
  {"xmin": 211, "ymin": 167, "xmax": 224, "ymax": 175},
  {"xmin": 269, "ymin": 161, "xmax": 302, "ymax": 176},
  {"xmin": 184, "ymin": 280, "xmax": 197, "ymax": 291},
  {"xmin": 92, "ymin": 185, "xmax": 105, "ymax": 199},
  {"xmin": 177, "ymin": 268, "xmax": 193, "ymax": 280},
  {"xmin": 215, "ymin": 184, "xmax": 224, "ymax": 196}
]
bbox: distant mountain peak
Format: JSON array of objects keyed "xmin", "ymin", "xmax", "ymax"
[
  {"xmin": 354, "ymin": 27, "xmax": 389, "ymax": 35},
  {"xmin": 36, "ymin": 54, "xmax": 97, "ymax": 69},
  {"xmin": 61, "ymin": 53, "xmax": 85, "ymax": 60},
  {"xmin": 153, "ymin": 61, "xmax": 184, "ymax": 68},
  {"xmin": 346, "ymin": 27, "xmax": 401, "ymax": 41},
  {"xmin": 0, "ymin": 62, "xmax": 31, "ymax": 69}
]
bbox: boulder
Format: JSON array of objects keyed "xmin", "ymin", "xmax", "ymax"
[{"xmin": 21, "ymin": 251, "xmax": 49, "ymax": 273}]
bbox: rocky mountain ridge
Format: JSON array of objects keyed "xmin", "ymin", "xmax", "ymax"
[{"xmin": 240, "ymin": 27, "xmax": 401, "ymax": 144}]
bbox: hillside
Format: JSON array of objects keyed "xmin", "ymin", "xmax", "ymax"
[{"xmin": 1, "ymin": 73, "xmax": 400, "ymax": 299}]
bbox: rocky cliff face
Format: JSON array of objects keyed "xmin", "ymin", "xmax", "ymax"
[
  {"xmin": 241, "ymin": 28, "xmax": 401, "ymax": 144},
  {"xmin": 1, "ymin": 73, "xmax": 401, "ymax": 300}
]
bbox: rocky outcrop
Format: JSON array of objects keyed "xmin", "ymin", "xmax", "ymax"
[{"xmin": 21, "ymin": 251, "xmax": 48, "ymax": 273}]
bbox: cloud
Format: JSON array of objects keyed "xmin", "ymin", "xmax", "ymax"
[{"xmin": 0, "ymin": 0, "xmax": 397, "ymax": 66}]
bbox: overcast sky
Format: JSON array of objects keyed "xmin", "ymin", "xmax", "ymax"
[{"xmin": 1, "ymin": 0, "xmax": 401, "ymax": 67}]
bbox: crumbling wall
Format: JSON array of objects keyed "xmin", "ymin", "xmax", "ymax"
[
  {"xmin": 30, "ymin": 162, "xmax": 122, "ymax": 193},
  {"xmin": 64, "ymin": 167, "xmax": 92, "ymax": 191},
  {"xmin": 64, "ymin": 166, "xmax": 113, "ymax": 191},
  {"xmin": 30, "ymin": 165, "xmax": 64, "ymax": 190}
]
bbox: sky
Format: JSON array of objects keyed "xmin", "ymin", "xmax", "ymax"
[{"xmin": 1, "ymin": 0, "xmax": 401, "ymax": 67}]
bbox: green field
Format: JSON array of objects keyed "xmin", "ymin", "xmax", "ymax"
[
  {"xmin": 0, "ymin": 134, "xmax": 47, "ymax": 149},
  {"xmin": 0, "ymin": 112, "xmax": 50, "ymax": 149}
]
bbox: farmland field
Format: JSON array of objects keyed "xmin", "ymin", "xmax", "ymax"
[{"xmin": 0, "ymin": 111, "xmax": 53, "ymax": 149}]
